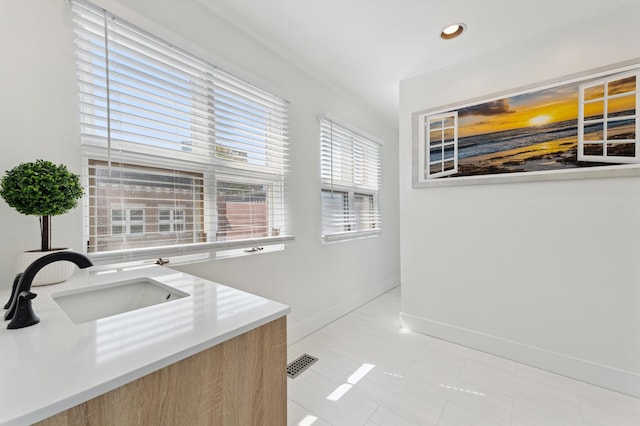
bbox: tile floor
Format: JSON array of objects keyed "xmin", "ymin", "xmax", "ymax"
[{"xmin": 287, "ymin": 287, "xmax": 640, "ymax": 426}]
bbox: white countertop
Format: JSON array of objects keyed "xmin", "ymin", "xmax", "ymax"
[{"xmin": 0, "ymin": 266, "xmax": 290, "ymax": 426}]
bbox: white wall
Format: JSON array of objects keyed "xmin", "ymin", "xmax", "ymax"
[
  {"xmin": 0, "ymin": 0, "xmax": 400, "ymax": 342},
  {"xmin": 399, "ymin": 3, "xmax": 640, "ymax": 397}
]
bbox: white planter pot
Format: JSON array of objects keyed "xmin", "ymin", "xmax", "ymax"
[{"xmin": 16, "ymin": 249, "xmax": 77, "ymax": 287}]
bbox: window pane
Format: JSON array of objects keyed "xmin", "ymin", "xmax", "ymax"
[
  {"xmin": 429, "ymin": 130, "xmax": 442, "ymax": 145},
  {"xmin": 608, "ymin": 95, "xmax": 636, "ymax": 118},
  {"xmin": 430, "ymin": 163, "xmax": 443, "ymax": 174},
  {"xmin": 584, "ymin": 123, "xmax": 603, "ymax": 141},
  {"xmin": 443, "ymin": 117, "xmax": 455, "ymax": 128},
  {"xmin": 88, "ymin": 160, "xmax": 205, "ymax": 252},
  {"xmin": 111, "ymin": 210, "xmax": 124, "ymax": 221},
  {"xmin": 443, "ymin": 128, "xmax": 454, "ymax": 143},
  {"xmin": 583, "ymin": 143, "xmax": 604, "ymax": 156},
  {"xmin": 216, "ymin": 181, "xmax": 268, "ymax": 241},
  {"xmin": 607, "ymin": 143, "xmax": 635, "ymax": 157},
  {"xmin": 354, "ymin": 193, "xmax": 375, "ymax": 231},
  {"xmin": 584, "ymin": 101, "xmax": 604, "ymax": 121},
  {"xmin": 443, "ymin": 144, "xmax": 455, "ymax": 160},
  {"xmin": 429, "ymin": 119, "xmax": 442, "ymax": 129},
  {"xmin": 430, "ymin": 147, "xmax": 442, "ymax": 162},
  {"xmin": 607, "ymin": 119, "xmax": 636, "ymax": 140},
  {"xmin": 321, "ymin": 190, "xmax": 348, "ymax": 234},
  {"xmin": 584, "ymin": 84, "xmax": 604, "ymax": 101},
  {"xmin": 608, "ymin": 76, "xmax": 636, "ymax": 96}
]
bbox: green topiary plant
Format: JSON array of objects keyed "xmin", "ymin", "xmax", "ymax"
[{"xmin": 0, "ymin": 159, "xmax": 83, "ymax": 252}]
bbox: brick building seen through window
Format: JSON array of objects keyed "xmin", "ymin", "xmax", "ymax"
[{"xmin": 88, "ymin": 161, "xmax": 269, "ymax": 252}]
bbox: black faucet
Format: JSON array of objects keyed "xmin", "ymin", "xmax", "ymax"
[{"xmin": 4, "ymin": 251, "xmax": 93, "ymax": 329}]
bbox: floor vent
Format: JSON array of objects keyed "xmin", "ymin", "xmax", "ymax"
[{"xmin": 287, "ymin": 354, "xmax": 318, "ymax": 379}]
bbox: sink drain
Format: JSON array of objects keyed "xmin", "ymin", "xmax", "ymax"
[{"xmin": 287, "ymin": 354, "xmax": 318, "ymax": 379}]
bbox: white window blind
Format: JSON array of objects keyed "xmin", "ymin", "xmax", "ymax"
[
  {"xmin": 320, "ymin": 117, "xmax": 382, "ymax": 241},
  {"xmin": 71, "ymin": 0, "xmax": 290, "ymax": 263}
]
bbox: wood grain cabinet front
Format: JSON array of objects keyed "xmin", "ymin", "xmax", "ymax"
[{"xmin": 36, "ymin": 317, "xmax": 287, "ymax": 426}]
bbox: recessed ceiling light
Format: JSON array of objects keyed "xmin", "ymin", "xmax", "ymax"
[{"xmin": 441, "ymin": 23, "xmax": 466, "ymax": 40}]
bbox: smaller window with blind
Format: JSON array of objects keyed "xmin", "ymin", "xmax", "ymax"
[{"xmin": 320, "ymin": 116, "xmax": 382, "ymax": 242}]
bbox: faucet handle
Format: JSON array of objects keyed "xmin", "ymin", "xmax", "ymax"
[
  {"xmin": 7, "ymin": 291, "xmax": 40, "ymax": 330},
  {"xmin": 4, "ymin": 273, "xmax": 23, "ymax": 310}
]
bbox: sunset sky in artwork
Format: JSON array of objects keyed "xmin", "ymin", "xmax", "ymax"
[{"xmin": 457, "ymin": 75, "xmax": 636, "ymax": 139}]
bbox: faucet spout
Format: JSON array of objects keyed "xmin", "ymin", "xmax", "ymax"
[{"xmin": 4, "ymin": 251, "xmax": 93, "ymax": 326}]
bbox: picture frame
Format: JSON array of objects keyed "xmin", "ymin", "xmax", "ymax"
[{"xmin": 411, "ymin": 59, "xmax": 640, "ymax": 188}]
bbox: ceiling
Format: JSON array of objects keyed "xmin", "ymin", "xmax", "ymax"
[{"xmin": 195, "ymin": 0, "xmax": 637, "ymax": 128}]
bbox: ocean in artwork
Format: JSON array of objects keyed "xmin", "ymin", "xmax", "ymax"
[{"xmin": 437, "ymin": 74, "xmax": 637, "ymax": 177}]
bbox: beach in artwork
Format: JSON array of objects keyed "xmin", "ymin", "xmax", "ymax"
[
  {"xmin": 457, "ymin": 136, "xmax": 578, "ymax": 176},
  {"xmin": 455, "ymin": 122, "xmax": 636, "ymax": 176},
  {"xmin": 443, "ymin": 74, "xmax": 637, "ymax": 178}
]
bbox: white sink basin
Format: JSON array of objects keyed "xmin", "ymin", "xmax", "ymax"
[{"xmin": 53, "ymin": 278, "xmax": 189, "ymax": 324}]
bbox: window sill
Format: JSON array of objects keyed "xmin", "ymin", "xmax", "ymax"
[
  {"xmin": 90, "ymin": 243, "xmax": 287, "ymax": 274},
  {"xmin": 88, "ymin": 235, "xmax": 294, "ymax": 267},
  {"xmin": 322, "ymin": 229, "xmax": 381, "ymax": 243}
]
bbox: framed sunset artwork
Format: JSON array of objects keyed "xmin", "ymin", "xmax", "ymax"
[{"xmin": 412, "ymin": 61, "xmax": 640, "ymax": 187}]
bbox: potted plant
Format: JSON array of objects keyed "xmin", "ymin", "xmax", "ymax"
[{"xmin": 0, "ymin": 159, "xmax": 84, "ymax": 286}]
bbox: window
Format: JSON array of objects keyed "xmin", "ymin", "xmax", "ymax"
[
  {"xmin": 111, "ymin": 207, "xmax": 145, "ymax": 235},
  {"xmin": 418, "ymin": 112, "xmax": 458, "ymax": 180},
  {"xmin": 158, "ymin": 207, "xmax": 186, "ymax": 233},
  {"xmin": 578, "ymin": 70, "xmax": 639, "ymax": 163},
  {"xmin": 72, "ymin": 0, "xmax": 290, "ymax": 262},
  {"xmin": 320, "ymin": 116, "xmax": 382, "ymax": 241}
]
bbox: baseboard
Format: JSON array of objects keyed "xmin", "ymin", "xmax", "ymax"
[
  {"xmin": 400, "ymin": 312, "xmax": 640, "ymax": 398},
  {"xmin": 287, "ymin": 276, "xmax": 400, "ymax": 344}
]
